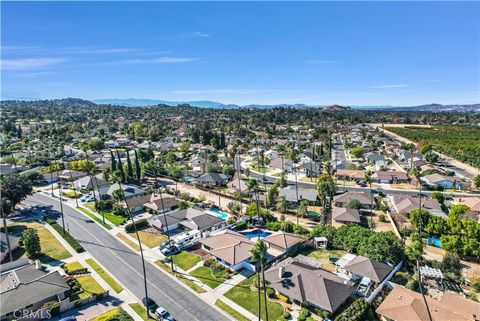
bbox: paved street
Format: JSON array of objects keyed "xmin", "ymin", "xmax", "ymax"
[{"xmin": 26, "ymin": 193, "xmax": 230, "ymax": 321}]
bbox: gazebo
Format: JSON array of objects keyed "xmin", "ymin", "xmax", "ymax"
[{"xmin": 314, "ymin": 236, "xmax": 328, "ymax": 249}]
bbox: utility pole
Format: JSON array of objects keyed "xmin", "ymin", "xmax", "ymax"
[
  {"xmin": 67, "ymin": 161, "xmax": 79, "ymax": 208},
  {"xmin": 116, "ymin": 177, "xmax": 151, "ymax": 318},
  {"xmin": 55, "ymin": 160, "xmax": 66, "ymax": 232}
]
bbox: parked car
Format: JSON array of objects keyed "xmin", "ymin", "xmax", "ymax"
[
  {"xmin": 58, "ymin": 316, "xmax": 76, "ymax": 321},
  {"xmin": 159, "ymin": 240, "xmax": 171, "ymax": 250},
  {"xmin": 154, "ymin": 307, "xmax": 174, "ymax": 321},
  {"xmin": 80, "ymin": 194, "xmax": 95, "ymax": 202},
  {"xmin": 142, "ymin": 297, "xmax": 159, "ymax": 313},
  {"xmin": 356, "ymin": 277, "xmax": 372, "ymax": 297},
  {"xmin": 162, "ymin": 245, "xmax": 178, "ymax": 256}
]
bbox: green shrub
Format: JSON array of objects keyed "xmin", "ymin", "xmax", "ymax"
[
  {"xmin": 46, "ymin": 219, "xmax": 85, "ymax": 253},
  {"xmin": 124, "ymin": 218, "xmax": 148, "ymax": 233},
  {"xmin": 235, "ymin": 221, "xmax": 248, "ymax": 231}
]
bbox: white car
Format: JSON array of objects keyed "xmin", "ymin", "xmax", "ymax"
[
  {"xmin": 80, "ymin": 194, "xmax": 95, "ymax": 202},
  {"xmin": 154, "ymin": 307, "xmax": 174, "ymax": 321}
]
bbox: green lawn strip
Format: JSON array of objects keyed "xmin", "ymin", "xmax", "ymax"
[
  {"xmin": 36, "ymin": 227, "xmax": 71, "ymax": 262},
  {"xmin": 215, "ymin": 300, "xmax": 250, "ymax": 321},
  {"xmin": 85, "ymin": 202, "xmax": 97, "ymax": 211},
  {"xmin": 224, "ymin": 276, "xmax": 284, "ymax": 321},
  {"xmin": 62, "ymin": 190, "xmax": 82, "ymax": 198},
  {"xmin": 76, "ymin": 275, "xmax": 105, "ymax": 299},
  {"xmin": 76, "ymin": 207, "xmax": 112, "ymax": 230},
  {"xmin": 89, "ymin": 307, "xmax": 133, "ymax": 321},
  {"xmin": 154, "ymin": 261, "xmax": 206, "ymax": 293},
  {"xmin": 129, "ymin": 303, "xmax": 156, "ymax": 321},
  {"xmin": 172, "ymin": 252, "xmax": 201, "ymax": 271},
  {"xmin": 86, "ymin": 258, "xmax": 123, "ymax": 293},
  {"xmin": 116, "ymin": 233, "xmax": 140, "ymax": 251},
  {"xmin": 84, "ymin": 202, "xmax": 126, "ymax": 226},
  {"xmin": 190, "ymin": 266, "xmax": 227, "ymax": 289},
  {"xmin": 63, "ymin": 261, "xmax": 87, "ymax": 274},
  {"xmin": 46, "ymin": 219, "xmax": 85, "ymax": 253},
  {"xmin": 128, "ymin": 229, "xmax": 167, "ymax": 248}
]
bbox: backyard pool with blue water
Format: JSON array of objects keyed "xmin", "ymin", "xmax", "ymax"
[
  {"xmin": 240, "ymin": 230, "xmax": 272, "ymax": 239},
  {"xmin": 206, "ymin": 208, "xmax": 230, "ymax": 220},
  {"xmin": 427, "ymin": 237, "xmax": 442, "ymax": 248}
]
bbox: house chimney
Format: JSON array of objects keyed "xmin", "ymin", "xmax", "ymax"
[
  {"xmin": 279, "ymin": 266, "xmax": 285, "ymax": 278},
  {"xmin": 35, "ymin": 259, "xmax": 41, "ymax": 270}
]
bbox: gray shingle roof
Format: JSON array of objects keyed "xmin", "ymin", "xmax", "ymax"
[
  {"xmin": 279, "ymin": 186, "xmax": 317, "ymax": 202},
  {"xmin": 343, "ymin": 255, "xmax": 393, "ymax": 283}
]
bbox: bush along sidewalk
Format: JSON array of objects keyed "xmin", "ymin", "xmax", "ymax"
[{"xmin": 46, "ymin": 218, "xmax": 85, "ymax": 253}]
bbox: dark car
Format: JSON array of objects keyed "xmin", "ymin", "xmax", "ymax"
[{"xmin": 142, "ymin": 297, "xmax": 159, "ymax": 313}]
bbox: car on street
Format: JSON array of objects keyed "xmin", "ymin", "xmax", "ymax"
[
  {"xmin": 142, "ymin": 297, "xmax": 159, "ymax": 314},
  {"xmin": 155, "ymin": 307, "xmax": 174, "ymax": 321},
  {"xmin": 80, "ymin": 194, "xmax": 95, "ymax": 202}
]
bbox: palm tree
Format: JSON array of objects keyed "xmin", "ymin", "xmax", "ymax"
[
  {"xmin": 297, "ymin": 200, "xmax": 309, "ymax": 220},
  {"xmin": 250, "ymin": 239, "xmax": 269, "ymax": 321},
  {"xmin": 317, "ymin": 173, "xmax": 336, "ymax": 225},
  {"xmin": 276, "ymin": 196, "xmax": 287, "ymax": 214},
  {"xmin": 364, "ymin": 170, "xmax": 373, "ymax": 229}
]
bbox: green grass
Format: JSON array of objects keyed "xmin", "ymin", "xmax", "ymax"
[
  {"xmin": 46, "ymin": 219, "xmax": 85, "ymax": 253},
  {"xmin": 77, "ymin": 207, "xmax": 112, "ymax": 230},
  {"xmin": 62, "ymin": 190, "xmax": 82, "ymax": 198},
  {"xmin": 103, "ymin": 212, "xmax": 127, "ymax": 226},
  {"xmin": 172, "ymin": 252, "xmax": 201, "ymax": 271},
  {"xmin": 224, "ymin": 276, "xmax": 284, "ymax": 321},
  {"xmin": 76, "ymin": 275, "xmax": 105, "ymax": 299},
  {"xmin": 252, "ymin": 166, "xmax": 271, "ymax": 173},
  {"xmin": 63, "ymin": 261, "xmax": 86, "ymax": 274},
  {"xmin": 215, "ymin": 300, "xmax": 250, "ymax": 321},
  {"xmin": 303, "ymin": 248, "xmax": 347, "ymax": 272},
  {"xmin": 86, "ymin": 258, "xmax": 123, "ymax": 293},
  {"xmin": 129, "ymin": 303, "xmax": 156, "ymax": 321},
  {"xmin": 128, "ymin": 228, "xmax": 167, "ymax": 248},
  {"xmin": 89, "ymin": 307, "xmax": 133, "ymax": 321},
  {"xmin": 154, "ymin": 261, "xmax": 206, "ymax": 293},
  {"xmin": 116, "ymin": 233, "xmax": 140, "ymax": 251},
  {"xmin": 85, "ymin": 202, "xmax": 97, "ymax": 211},
  {"xmin": 190, "ymin": 266, "xmax": 227, "ymax": 289},
  {"xmin": 36, "ymin": 227, "xmax": 71, "ymax": 262}
]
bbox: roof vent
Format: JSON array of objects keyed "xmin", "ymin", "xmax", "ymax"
[{"xmin": 279, "ymin": 266, "xmax": 285, "ymax": 278}]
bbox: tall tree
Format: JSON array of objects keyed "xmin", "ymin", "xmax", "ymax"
[
  {"xmin": 126, "ymin": 150, "xmax": 134, "ymax": 179},
  {"xmin": 110, "ymin": 150, "xmax": 116, "ymax": 173},
  {"xmin": 364, "ymin": 170, "xmax": 374, "ymax": 229},
  {"xmin": 134, "ymin": 150, "xmax": 142, "ymax": 180},
  {"xmin": 250, "ymin": 239, "xmax": 269, "ymax": 321},
  {"xmin": 317, "ymin": 173, "xmax": 336, "ymax": 225},
  {"xmin": 22, "ymin": 228, "xmax": 41, "ymax": 258},
  {"xmin": 116, "ymin": 150, "xmax": 125, "ymax": 183}
]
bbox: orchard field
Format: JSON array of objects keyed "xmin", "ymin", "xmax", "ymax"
[{"xmin": 387, "ymin": 125, "xmax": 480, "ymax": 167}]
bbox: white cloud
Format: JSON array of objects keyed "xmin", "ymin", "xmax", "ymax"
[
  {"xmin": 123, "ymin": 57, "xmax": 198, "ymax": 64},
  {"xmin": 305, "ymin": 59, "xmax": 339, "ymax": 64},
  {"xmin": 371, "ymin": 84, "xmax": 410, "ymax": 89},
  {"xmin": 1, "ymin": 58, "xmax": 67, "ymax": 70},
  {"xmin": 192, "ymin": 32, "xmax": 211, "ymax": 38}
]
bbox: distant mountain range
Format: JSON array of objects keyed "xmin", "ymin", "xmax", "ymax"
[{"xmin": 1, "ymin": 96, "xmax": 479, "ymax": 112}]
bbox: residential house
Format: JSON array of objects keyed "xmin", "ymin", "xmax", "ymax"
[
  {"xmin": 453, "ymin": 197, "xmax": 480, "ymax": 221},
  {"xmin": 264, "ymin": 257, "xmax": 354, "ymax": 313},
  {"xmin": 227, "ymin": 172, "xmax": 249, "ymax": 195},
  {"xmin": 332, "ymin": 207, "xmax": 361, "ymax": 224},
  {"xmin": 279, "ymin": 186, "xmax": 317, "ymax": 204},
  {"xmin": 190, "ymin": 156, "xmax": 207, "ymax": 172},
  {"xmin": 39, "ymin": 171, "xmax": 60, "ymax": 185},
  {"xmin": 58, "ymin": 170, "xmax": 88, "ymax": 181},
  {"xmin": 106, "ymin": 183, "xmax": 145, "ymax": 200},
  {"xmin": 264, "ymin": 231, "xmax": 304, "ymax": 254},
  {"xmin": 73, "ymin": 175, "xmax": 108, "ymax": 191},
  {"xmin": 336, "ymin": 169, "xmax": 366, "ymax": 181},
  {"xmin": 269, "ymin": 157, "xmax": 293, "ymax": 172},
  {"xmin": 143, "ymin": 195, "xmax": 181, "ymax": 214},
  {"xmin": 1, "ymin": 263, "xmax": 70, "ymax": 321},
  {"xmin": 265, "ymin": 150, "xmax": 279, "ymax": 160},
  {"xmin": 333, "ymin": 191, "xmax": 374, "ymax": 209},
  {"xmin": 149, "ymin": 207, "xmax": 226, "ymax": 234},
  {"xmin": 421, "ymin": 173, "xmax": 462, "ymax": 189},
  {"xmin": 342, "ymin": 255, "xmax": 393, "ymax": 284},
  {"xmin": 123, "ymin": 194, "xmax": 151, "ymax": 213},
  {"xmin": 199, "ymin": 230, "xmax": 256, "ymax": 271},
  {"xmin": 298, "ymin": 161, "xmax": 322, "ymax": 177},
  {"xmin": 391, "ymin": 195, "xmax": 444, "ymax": 218},
  {"xmin": 195, "ymin": 173, "xmax": 231, "ymax": 187},
  {"xmin": 376, "ymin": 285, "xmax": 480, "ymax": 321},
  {"xmin": 373, "ymin": 171, "xmax": 409, "ymax": 184}
]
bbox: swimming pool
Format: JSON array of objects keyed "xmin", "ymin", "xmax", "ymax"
[
  {"xmin": 240, "ymin": 230, "xmax": 271, "ymax": 239},
  {"xmin": 206, "ymin": 208, "xmax": 230, "ymax": 220},
  {"xmin": 427, "ymin": 237, "xmax": 442, "ymax": 248}
]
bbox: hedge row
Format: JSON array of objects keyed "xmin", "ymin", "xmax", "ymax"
[
  {"xmin": 124, "ymin": 218, "xmax": 149, "ymax": 233},
  {"xmin": 46, "ymin": 218, "xmax": 85, "ymax": 253}
]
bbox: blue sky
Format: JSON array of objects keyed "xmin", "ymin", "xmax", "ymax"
[{"xmin": 1, "ymin": 1, "xmax": 479, "ymax": 106}]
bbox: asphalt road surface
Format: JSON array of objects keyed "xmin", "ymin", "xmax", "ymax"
[{"xmin": 26, "ymin": 193, "xmax": 230, "ymax": 321}]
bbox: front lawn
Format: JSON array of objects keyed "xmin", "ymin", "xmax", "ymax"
[
  {"xmin": 224, "ymin": 276, "xmax": 284, "ymax": 321},
  {"xmin": 36, "ymin": 226, "xmax": 72, "ymax": 262},
  {"xmin": 128, "ymin": 228, "xmax": 166, "ymax": 248},
  {"xmin": 116, "ymin": 233, "xmax": 140, "ymax": 251},
  {"xmin": 172, "ymin": 252, "xmax": 201, "ymax": 271},
  {"xmin": 62, "ymin": 190, "xmax": 82, "ymax": 198},
  {"xmin": 86, "ymin": 258, "xmax": 123, "ymax": 293},
  {"xmin": 76, "ymin": 275, "xmax": 105, "ymax": 299},
  {"xmin": 129, "ymin": 303, "xmax": 155, "ymax": 321},
  {"xmin": 62, "ymin": 261, "xmax": 87, "ymax": 274},
  {"xmin": 303, "ymin": 248, "xmax": 347, "ymax": 272},
  {"xmin": 89, "ymin": 307, "xmax": 132, "ymax": 321},
  {"xmin": 215, "ymin": 300, "xmax": 250, "ymax": 321},
  {"xmin": 77, "ymin": 207, "xmax": 112, "ymax": 230},
  {"xmin": 190, "ymin": 266, "xmax": 227, "ymax": 289},
  {"xmin": 84, "ymin": 202, "xmax": 126, "ymax": 226},
  {"xmin": 252, "ymin": 166, "xmax": 271, "ymax": 173}
]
